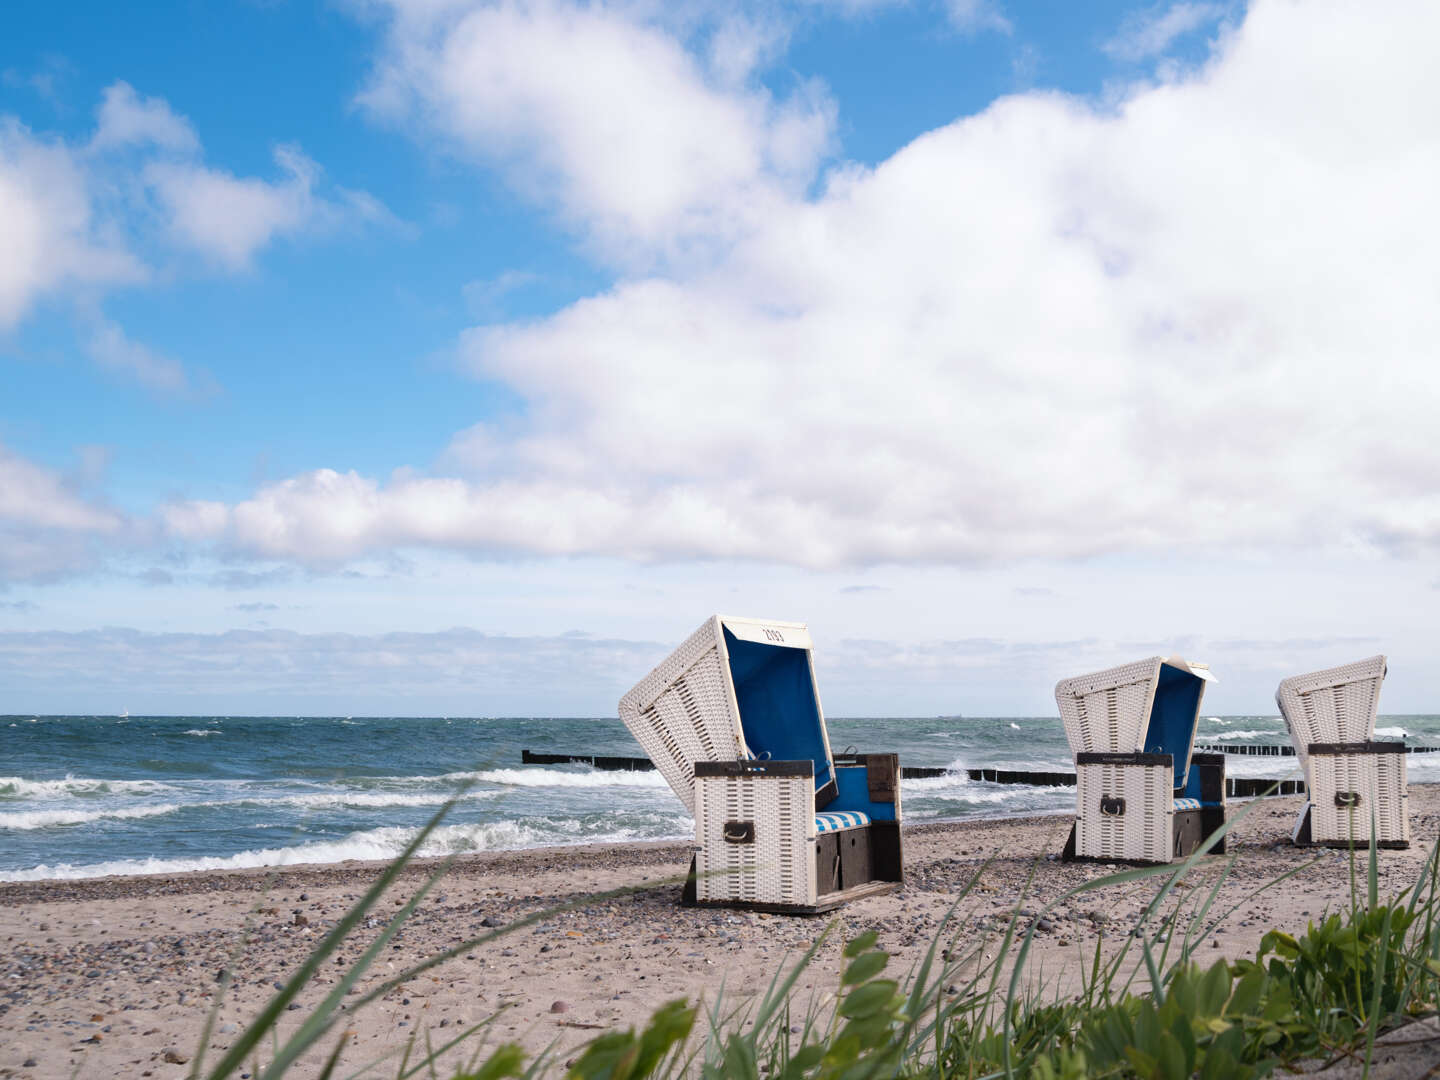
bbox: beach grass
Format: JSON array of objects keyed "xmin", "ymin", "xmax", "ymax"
[{"xmin": 202, "ymin": 798, "xmax": 1440, "ymax": 1080}]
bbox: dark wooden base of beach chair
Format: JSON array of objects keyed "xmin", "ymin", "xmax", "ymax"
[
  {"xmin": 1290, "ymin": 804, "xmax": 1409, "ymax": 850},
  {"xmin": 681, "ymin": 819, "xmax": 904, "ymax": 915}
]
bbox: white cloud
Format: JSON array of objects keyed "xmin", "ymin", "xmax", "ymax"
[
  {"xmin": 0, "ymin": 446, "xmax": 122, "ymax": 534},
  {"xmin": 83, "ymin": 316, "xmax": 193, "ymax": 394},
  {"xmin": 89, "ymin": 81, "xmax": 199, "ymax": 153},
  {"xmin": 145, "ymin": 144, "xmax": 335, "ymax": 270},
  {"xmin": 156, "ymin": 0, "xmax": 1440, "ymax": 570},
  {"xmin": 359, "ymin": 0, "xmax": 836, "ymax": 265},
  {"xmin": 0, "ymin": 119, "xmax": 143, "ymax": 329},
  {"xmin": 1104, "ymin": 2, "xmax": 1228, "ymax": 63},
  {"xmin": 0, "ymin": 84, "xmax": 387, "ymax": 364},
  {"xmin": 0, "ymin": 444, "xmax": 126, "ymax": 583},
  {"xmin": 943, "ymin": 0, "xmax": 1011, "ymax": 36}
]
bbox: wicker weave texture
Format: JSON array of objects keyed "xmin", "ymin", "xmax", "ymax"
[
  {"xmin": 1276, "ymin": 656, "xmax": 1387, "ymax": 772},
  {"xmin": 1056, "ymin": 658, "xmax": 1161, "ymax": 756},
  {"xmin": 618, "ymin": 617, "xmax": 743, "ymax": 814},
  {"xmin": 1308, "ymin": 751, "xmax": 1409, "ymax": 846},
  {"xmin": 1075, "ymin": 762, "xmax": 1173, "ymax": 863},
  {"xmin": 694, "ymin": 772, "xmax": 815, "ymax": 906}
]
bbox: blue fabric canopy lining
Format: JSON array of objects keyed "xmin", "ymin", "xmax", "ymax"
[
  {"xmin": 723, "ymin": 627, "xmax": 834, "ymax": 797},
  {"xmin": 1143, "ymin": 663, "xmax": 1205, "ymax": 791}
]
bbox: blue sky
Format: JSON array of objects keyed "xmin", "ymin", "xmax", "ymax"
[{"xmin": 2, "ymin": 0, "xmax": 1437, "ymax": 716}]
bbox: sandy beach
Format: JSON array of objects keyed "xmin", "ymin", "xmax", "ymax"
[{"xmin": 3, "ymin": 788, "xmax": 1436, "ymax": 1079}]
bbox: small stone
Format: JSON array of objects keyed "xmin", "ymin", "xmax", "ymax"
[
  {"xmin": 299, "ymin": 893, "xmax": 309, "ymax": 901},
  {"xmin": 286, "ymin": 1003, "xmax": 302, "ymax": 1011},
  {"xmin": 293, "ymin": 914, "xmax": 308, "ymax": 927},
  {"xmin": 23, "ymin": 1059, "xmax": 37, "ymax": 1068},
  {"xmin": 162, "ymin": 1048, "xmax": 189, "ymax": 1064},
  {"xmin": 481, "ymin": 916, "xmax": 506, "ymax": 928},
  {"xmin": 1036, "ymin": 918, "xmax": 1054, "ymax": 932},
  {"xmin": 218, "ymin": 1022, "xmax": 238, "ymax": 1034},
  {"xmin": 549, "ymin": 1001, "xmax": 570, "ymax": 1014},
  {"xmin": 142, "ymin": 941, "xmax": 158, "ymax": 955}
]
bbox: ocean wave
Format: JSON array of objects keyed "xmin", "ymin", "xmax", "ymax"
[
  {"xmin": 1375, "ymin": 726, "xmax": 1409, "ymax": 738},
  {"xmin": 0, "ymin": 789, "xmax": 511, "ymax": 830},
  {"xmin": 0, "ymin": 775, "xmax": 170, "ymax": 799},
  {"xmin": 182, "ymin": 729, "xmax": 221, "ymax": 737},
  {"xmin": 906, "ymin": 780, "xmax": 1073, "ymax": 804},
  {"xmin": 1202, "ymin": 730, "xmax": 1285, "ymax": 741},
  {"xmin": 900, "ymin": 773, "xmax": 967, "ymax": 793},
  {"xmin": 0, "ymin": 816, "xmax": 693, "ymax": 882},
  {"xmin": 0, "ymin": 804, "xmax": 185, "ymax": 830},
  {"xmin": 416, "ymin": 767, "xmax": 670, "ymax": 790},
  {"xmin": 253, "ymin": 790, "xmax": 503, "ymax": 811}
]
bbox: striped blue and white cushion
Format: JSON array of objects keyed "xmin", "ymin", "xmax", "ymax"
[
  {"xmin": 814, "ymin": 810, "xmax": 870, "ymax": 833},
  {"xmin": 1172, "ymin": 798, "xmax": 1202, "ymax": 812}
]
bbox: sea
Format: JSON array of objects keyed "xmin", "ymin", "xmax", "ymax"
[{"xmin": 3, "ymin": 714, "xmax": 1439, "ymax": 882}]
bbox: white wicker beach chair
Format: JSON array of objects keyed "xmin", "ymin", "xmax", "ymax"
[
  {"xmin": 1055, "ymin": 656, "xmax": 1226, "ymax": 864},
  {"xmin": 1277, "ymin": 656, "xmax": 1408, "ymax": 849},
  {"xmin": 619, "ymin": 615, "xmax": 902, "ymax": 913}
]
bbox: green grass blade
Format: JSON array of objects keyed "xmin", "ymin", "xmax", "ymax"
[{"xmin": 206, "ymin": 787, "xmax": 471, "ymax": 1080}]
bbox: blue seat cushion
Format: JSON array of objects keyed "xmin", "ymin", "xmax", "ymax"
[
  {"xmin": 1173, "ymin": 797, "xmax": 1201, "ymax": 812},
  {"xmin": 815, "ymin": 810, "xmax": 869, "ymax": 833}
]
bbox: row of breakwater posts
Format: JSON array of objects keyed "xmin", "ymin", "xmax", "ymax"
[{"xmin": 524, "ymin": 743, "xmax": 1440, "ymax": 799}]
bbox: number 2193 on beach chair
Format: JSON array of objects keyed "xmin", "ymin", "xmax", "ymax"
[
  {"xmin": 619, "ymin": 615, "xmax": 903, "ymax": 914},
  {"xmin": 1055, "ymin": 656, "xmax": 1226, "ymax": 865},
  {"xmin": 1278, "ymin": 656, "xmax": 1409, "ymax": 849}
]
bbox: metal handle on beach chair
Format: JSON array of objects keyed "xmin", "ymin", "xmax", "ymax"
[
  {"xmin": 1100, "ymin": 796, "xmax": 1126, "ymax": 817},
  {"xmin": 723, "ymin": 821, "xmax": 755, "ymax": 844},
  {"xmin": 1334, "ymin": 792, "xmax": 1362, "ymax": 809}
]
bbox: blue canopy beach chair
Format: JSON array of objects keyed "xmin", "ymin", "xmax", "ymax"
[
  {"xmin": 1055, "ymin": 656, "xmax": 1226, "ymax": 864},
  {"xmin": 619, "ymin": 615, "xmax": 903, "ymax": 913}
]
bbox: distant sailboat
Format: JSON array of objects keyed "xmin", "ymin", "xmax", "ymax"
[{"xmin": 119, "ymin": 708, "xmax": 129, "ymax": 719}]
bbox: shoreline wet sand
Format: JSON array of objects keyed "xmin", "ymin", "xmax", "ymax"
[{"xmin": 4, "ymin": 788, "xmax": 1437, "ymax": 1078}]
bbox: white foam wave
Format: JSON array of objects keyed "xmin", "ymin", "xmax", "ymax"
[
  {"xmin": 182, "ymin": 729, "xmax": 221, "ymax": 737},
  {"xmin": 0, "ymin": 789, "xmax": 508, "ymax": 830},
  {"xmin": 429, "ymin": 767, "xmax": 669, "ymax": 790},
  {"xmin": 1206, "ymin": 716, "xmax": 1226, "ymax": 724},
  {"xmin": 0, "ymin": 817, "xmax": 692, "ymax": 882},
  {"xmin": 0, "ymin": 804, "xmax": 184, "ymax": 830},
  {"xmin": 901, "ymin": 774, "xmax": 1072, "ymax": 802},
  {"xmin": 259, "ymin": 790, "xmax": 503, "ymax": 811},
  {"xmin": 1202, "ymin": 730, "xmax": 1284, "ymax": 741},
  {"xmin": 901, "ymin": 773, "xmax": 968, "ymax": 793},
  {"xmin": 1375, "ymin": 726, "xmax": 1409, "ymax": 738},
  {"xmin": 0, "ymin": 775, "xmax": 170, "ymax": 799}
]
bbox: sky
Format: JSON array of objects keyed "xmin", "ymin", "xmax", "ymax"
[{"xmin": 1, "ymin": 0, "xmax": 1437, "ymax": 717}]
